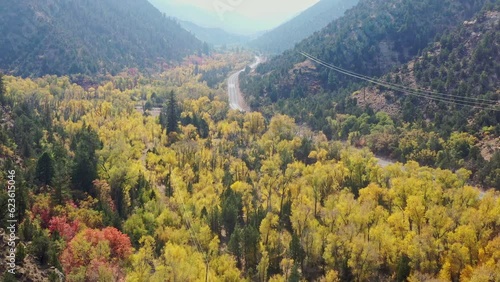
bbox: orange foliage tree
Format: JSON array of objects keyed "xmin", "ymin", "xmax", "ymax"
[{"xmin": 60, "ymin": 227, "xmax": 132, "ymax": 281}]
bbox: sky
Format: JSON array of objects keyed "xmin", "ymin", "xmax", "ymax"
[{"xmin": 150, "ymin": 0, "xmax": 320, "ymax": 34}]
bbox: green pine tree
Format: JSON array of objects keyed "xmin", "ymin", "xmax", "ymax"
[
  {"xmin": 167, "ymin": 90, "xmax": 179, "ymax": 134},
  {"xmin": 71, "ymin": 125, "xmax": 101, "ymax": 195},
  {"xmin": 0, "ymin": 73, "xmax": 5, "ymax": 104},
  {"xmin": 36, "ymin": 152, "xmax": 55, "ymax": 186},
  {"xmin": 160, "ymin": 90, "xmax": 180, "ymax": 134}
]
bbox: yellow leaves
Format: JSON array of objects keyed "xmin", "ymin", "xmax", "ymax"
[
  {"xmin": 15, "ymin": 60, "xmax": 500, "ymax": 282},
  {"xmin": 405, "ymin": 195, "xmax": 427, "ymax": 233},
  {"xmin": 183, "ymin": 224, "xmax": 214, "ymax": 257},
  {"xmin": 229, "ymin": 158, "xmax": 250, "ymax": 182},
  {"xmin": 387, "ymin": 210, "xmax": 409, "ymax": 239},
  {"xmin": 231, "ymin": 181, "xmax": 252, "ymax": 195},
  {"xmin": 483, "ymin": 236, "xmax": 500, "ymax": 265},
  {"xmin": 209, "ymin": 254, "xmax": 242, "ymax": 282},
  {"xmin": 208, "ymin": 236, "xmax": 220, "ymax": 257},
  {"xmin": 127, "ymin": 236, "xmax": 155, "ymax": 282},
  {"xmin": 320, "ymin": 270, "xmax": 340, "ymax": 282},
  {"xmin": 97, "ymin": 101, "xmax": 112, "ymax": 118},
  {"xmin": 231, "ymin": 181, "xmax": 253, "ymax": 220},
  {"xmin": 156, "ymin": 208, "xmax": 182, "ymax": 229},
  {"xmin": 359, "ymin": 183, "xmax": 388, "ymax": 205},
  {"xmin": 259, "ymin": 213, "xmax": 279, "ymax": 244},
  {"xmin": 425, "ymin": 205, "xmax": 454, "ymax": 239},
  {"xmin": 268, "ymin": 275, "xmax": 286, "ymax": 282},
  {"xmin": 91, "ymin": 240, "xmax": 111, "ymax": 262},
  {"xmin": 243, "ymin": 112, "xmax": 266, "ymax": 137},
  {"xmin": 459, "ymin": 264, "xmax": 474, "ymax": 281},
  {"xmin": 466, "ymin": 263, "xmax": 500, "ymax": 282},
  {"xmin": 438, "ymin": 260, "xmax": 452, "ymax": 281},
  {"xmin": 308, "ymin": 148, "xmax": 328, "ymax": 162},
  {"xmin": 156, "ymin": 242, "xmax": 206, "ymax": 282},
  {"xmin": 218, "ymin": 120, "xmax": 241, "ymax": 140},
  {"xmin": 290, "ymin": 194, "xmax": 314, "ymax": 236},
  {"xmin": 407, "ymin": 229, "xmax": 442, "ymax": 274},
  {"xmin": 257, "ymin": 250, "xmax": 270, "ymax": 282},
  {"xmin": 347, "ymin": 234, "xmax": 381, "ymax": 281},
  {"xmin": 263, "ymin": 114, "xmax": 296, "ymax": 142}
]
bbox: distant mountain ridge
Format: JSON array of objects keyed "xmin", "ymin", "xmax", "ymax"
[
  {"xmin": 0, "ymin": 0, "xmax": 203, "ymax": 77},
  {"xmin": 248, "ymin": 0, "xmax": 359, "ymax": 54},
  {"xmin": 147, "ymin": 0, "xmax": 268, "ymax": 34},
  {"xmin": 178, "ymin": 20, "xmax": 250, "ymax": 46}
]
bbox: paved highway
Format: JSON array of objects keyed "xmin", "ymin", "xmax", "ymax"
[{"xmin": 227, "ymin": 56, "xmax": 262, "ymax": 111}]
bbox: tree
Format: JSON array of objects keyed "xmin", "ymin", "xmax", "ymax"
[
  {"xmin": 0, "ymin": 73, "xmax": 5, "ymax": 104},
  {"xmin": 290, "ymin": 233, "xmax": 305, "ymax": 267},
  {"xmin": 479, "ymin": 151, "xmax": 500, "ymax": 190},
  {"xmin": 160, "ymin": 90, "xmax": 180, "ymax": 134},
  {"xmin": 29, "ymin": 230, "xmax": 51, "ymax": 266},
  {"xmin": 127, "ymin": 236, "xmax": 155, "ymax": 281},
  {"xmin": 221, "ymin": 188, "xmax": 243, "ymax": 237},
  {"xmin": 36, "ymin": 152, "xmax": 55, "ymax": 186},
  {"xmin": 60, "ymin": 227, "xmax": 132, "ymax": 281},
  {"xmin": 71, "ymin": 125, "xmax": 101, "ymax": 196}
]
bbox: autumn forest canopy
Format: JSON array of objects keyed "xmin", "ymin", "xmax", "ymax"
[{"xmin": 0, "ymin": 0, "xmax": 499, "ymax": 282}]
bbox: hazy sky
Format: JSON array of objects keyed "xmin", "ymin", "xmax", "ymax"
[{"xmin": 152, "ymin": 0, "xmax": 320, "ymax": 34}]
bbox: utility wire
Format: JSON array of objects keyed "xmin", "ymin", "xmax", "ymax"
[
  {"xmin": 300, "ymin": 51, "xmax": 494, "ymax": 108},
  {"xmin": 301, "ymin": 51, "xmax": 499, "ymax": 105},
  {"xmin": 299, "ymin": 52, "xmax": 500, "ymax": 111},
  {"xmin": 300, "ymin": 51, "xmax": 499, "ymax": 111}
]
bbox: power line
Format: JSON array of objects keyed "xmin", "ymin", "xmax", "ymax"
[
  {"xmin": 299, "ymin": 51, "xmax": 500, "ymax": 111},
  {"xmin": 301, "ymin": 51, "xmax": 499, "ymax": 104},
  {"xmin": 300, "ymin": 51, "xmax": 499, "ymax": 110},
  {"xmin": 300, "ymin": 51, "xmax": 497, "ymax": 109}
]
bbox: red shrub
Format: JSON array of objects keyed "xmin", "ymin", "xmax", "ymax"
[
  {"xmin": 48, "ymin": 216, "xmax": 79, "ymax": 241},
  {"xmin": 60, "ymin": 227, "xmax": 133, "ymax": 280}
]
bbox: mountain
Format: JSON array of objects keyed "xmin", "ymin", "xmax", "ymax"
[
  {"xmin": 0, "ymin": 0, "xmax": 203, "ymax": 77},
  {"xmin": 353, "ymin": 6, "xmax": 500, "ymax": 168},
  {"xmin": 248, "ymin": 0, "xmax": 359, "ymax": 54},
  {"xmin": 240, "ymin": 0, "xmax": 498, "ymax": 178},
  {"xmin": 241, "ymin": 0, "xmax": 490, "ymax": 111},
  {"xmin": 355, "ymin": 7, "xmax": 499, "ymax": 126},
  {"xmin": 178, "ymin": 20, "xmax": 250, "ymax": 46}
]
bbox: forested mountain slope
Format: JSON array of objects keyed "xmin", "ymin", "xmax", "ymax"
[
  {"xmin": 242, "ymin": 0, "xmax": 489, "ymax": 103},
  {"xmin": 0, "ymin": 0, "xmax": 203, "ymax": 77},
  {"xmin": 355, "ymin": 7, "xmax": 500, "ymax": 148},
  {"xmin": 248, "ymin": 0, "xmax": 359, "ymax": 54},
  {"xmin": 241, "ymin": 0, "xmax": 499, "ymax": 188}
]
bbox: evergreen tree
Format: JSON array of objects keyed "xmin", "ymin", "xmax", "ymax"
[
  {"xmin": 228, "ymin": 226, "xmax": 242, "ymax": 268},
  {"xmin": 36, "ymin": 152, "xmax": 55, "ymax": 186},
  {"xmin": 289, "ymin": 264, "xmax": 301, "ymax": 282},
  {"xmin": 290, "ymin": 233, "xmax": 305, "ymax": 268},
  {"xmin": 221, "ymin": 188, "xmax": 242, "ymax": 237},
  {"xmin": 160, "ymin": 90, "xmax": 179, "ymax": 134},
  {"xmin": 0, "ymin": 73, "xmax": 5, "ymax": 104},
  {"xmin": 71, "ymin": 125, "xmax": 101, "ymax": 196}
]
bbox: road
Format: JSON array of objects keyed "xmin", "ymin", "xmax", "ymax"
[
  {"xmin": 224, "ymin": 59, "xmax": 491, "ymax": 200},
  {"xmin": 226, "ymin": 57, "xmax": 396, "ymax": 167},
  {"xmin": 227, "ymin": 56, "xmax": 262, "ymax": 111},
  {"xmin": 376, "ymin": 157, "xmax": 394, "ymax": 168}
]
